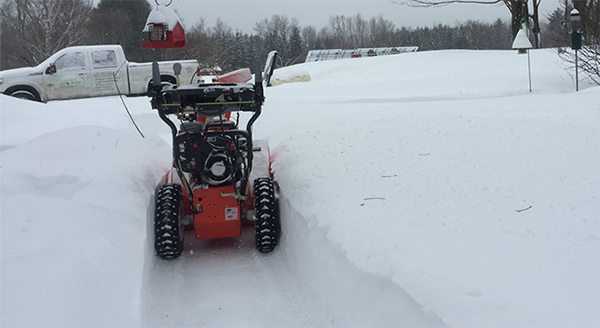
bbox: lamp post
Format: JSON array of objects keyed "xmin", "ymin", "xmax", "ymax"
[
  {"xmin": 512, "ymin": 18, "xmax": 533, "ymax": 92},
  {"xmin": 570, "ymin": 9, "xmax": 581, "ymax": 92}
]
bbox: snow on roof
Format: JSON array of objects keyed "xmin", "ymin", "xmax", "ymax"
[{"xmin": 142, "ymin": 6, "xmax": 181, "ymax": 32}]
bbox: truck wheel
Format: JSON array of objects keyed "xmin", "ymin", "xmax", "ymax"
[
  {"xmin": 154, "ymin": 183, "xmax": 185, "ymax": 259},
  {"xmin": 10, "ymin": 89, "xmax": 39, "ymax": 102},
  {"xmin": 254, "ymin": 177, "xmax": 280, "ymax": 253}
]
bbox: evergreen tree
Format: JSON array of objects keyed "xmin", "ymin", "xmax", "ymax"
[
  {"xmin": 88, "ymin": 0, "xmax": 152, "ymax": 62},
  {"xmin": 288, "ymin": 26, "xmax": 304, "ymax": 64},
  {"xmin": 212, "ymin": 18, "xmax": 235, "ymax": 72},
  {"xmin": 544, "ymin": 8, "xmax": 569, "ymax": 48}
]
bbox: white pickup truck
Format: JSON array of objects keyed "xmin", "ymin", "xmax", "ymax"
[{"xmin": 0, "ymin": 45, "xmax": 200, "ymax": 102}]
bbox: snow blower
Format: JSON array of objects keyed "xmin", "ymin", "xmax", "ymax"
[{"xmin": 148, "ymin": 52, "xmax": 280, "ymax": 259}]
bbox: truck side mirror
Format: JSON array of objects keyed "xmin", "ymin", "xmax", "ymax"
[{"xmin": 45, "ymin": 64, "xmax": 57, "ymax": 75}]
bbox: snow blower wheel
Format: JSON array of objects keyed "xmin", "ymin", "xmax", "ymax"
[
  {"xmin": 154, "ymin": 183, "xmax": 185, "ymax": 260},
  {"xmin": 254, "ymin": 177, "xmax": 280, "ymax": 253}
]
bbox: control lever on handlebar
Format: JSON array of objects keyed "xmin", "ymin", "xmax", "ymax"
[{"xmin": 148, "ymin": 61, "xmax": 162, "ymax": 97}]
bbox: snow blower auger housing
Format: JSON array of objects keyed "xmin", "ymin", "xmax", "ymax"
[{"xmin": 150, "ymin": 54, "xmax": 280, "ymax": 260}]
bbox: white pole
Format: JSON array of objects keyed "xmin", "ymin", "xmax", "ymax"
[
  {"xmin": 527, "ymin": 49, "xmax": 532, "ymax": 92},
  {"xmin": 575, "ymin": 49, "xmax": 579, "ymax": 92}
]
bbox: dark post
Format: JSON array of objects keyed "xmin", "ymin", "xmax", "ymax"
[{"xmin": 570, "ymin": 9, "xmax": 581, "ymax": 91}]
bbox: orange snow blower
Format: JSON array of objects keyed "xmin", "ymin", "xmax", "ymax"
[{"xmin": 149, "ymin": 52, "xmax": 279, "ymax": 260}]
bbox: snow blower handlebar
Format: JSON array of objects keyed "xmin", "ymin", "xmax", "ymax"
[
  {"xmin": 148, "ymin": 60, "xmax": 265, "ymax": 140},
  {"xmin": 149, "ymin": 60, "xmax": 265, "ymax": 209},
  {"xmin": 242, "ymin": 60, "xmax": 264, "ymax": 196},
  {"xmin": 246, "ymin": 60, "xmax": 263, "ymax": 147}
]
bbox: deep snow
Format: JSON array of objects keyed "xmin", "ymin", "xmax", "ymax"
[{"xmin": 1, "ymin": 49, "xmax": 599, "ymax": 327}]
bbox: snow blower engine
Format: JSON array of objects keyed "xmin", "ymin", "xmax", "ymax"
[{"xmin": 149, "ymin": 52, "xmax": 280, "ymax": 260}]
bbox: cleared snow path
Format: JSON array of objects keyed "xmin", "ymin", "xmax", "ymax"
[
  {"xmin": 141, "ymin": 196, "xmax": 445, "ymax": 327},
  {"xmin": 140, "ymin": 227, "xmax": 309, "ymax": 327}
]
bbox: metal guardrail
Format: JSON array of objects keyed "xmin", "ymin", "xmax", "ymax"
[{"xmin": 305, "ymin": 46, "xmax": 418, "ymax": 62}]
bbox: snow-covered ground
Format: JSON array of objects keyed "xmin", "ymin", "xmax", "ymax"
[{"xmin": 1, "ymin": 49, "xmax": 598, "ymax": 327}]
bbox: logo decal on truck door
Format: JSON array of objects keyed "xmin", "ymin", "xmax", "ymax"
[{"xmin": 59, "ymin": 75, "xmax": 85, "ymax": 90}]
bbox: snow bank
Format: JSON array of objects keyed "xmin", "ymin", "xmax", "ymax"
[
  {"xmin": 258, "ymin": 49, "xmax": 600, "ymax": 327},
  {"xmin": 1, "ymin": 96, "xmax": 170, "ymax": 326}
]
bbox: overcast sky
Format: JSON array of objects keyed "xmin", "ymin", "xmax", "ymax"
[{"xmin": 152, "ymin": 0, "xmax": 560, "ymax": 33}]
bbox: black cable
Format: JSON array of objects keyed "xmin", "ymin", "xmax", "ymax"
[
  {"xmin": 112, "ymin": 72, "xmax": 145, "ymax": 138},
  {"xmin": 190, "ymin": 67, "xmax": 199, "ymax": 84}
]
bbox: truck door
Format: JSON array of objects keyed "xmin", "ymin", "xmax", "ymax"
[
  {"xmin": 43, "ymin": 51, "xmax": 92, "ymax": 100},
  {"xmin": 90, "ymin": 49, "xmax": 128, "ymax": 97}
]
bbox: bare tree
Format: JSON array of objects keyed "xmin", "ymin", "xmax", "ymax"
[
  {"xmin": 327, "ymin": 15, "xmax": 352, "ymax": 48},
  {"xmin": 1, "ymin": 0, "xmax": 92, "ymax": 69},
  {"xmin": 370, "ymin": 15, "xmax": 397, "ymax": 46},
  {"xmin": 1, "ymin": 0, "xmax": 23, "ymax": 68},
  {"xmin": 396, "ymin": 0, "xmax": 542, "ymax": 48},
  {"xmin": 556, "ymin": 0, "xmax": 600, "ymax": 85},
  {"xmin": 531, "ymin": 0, "xmax": 542, "ymax": 47},
  {"xmin": 323, "ymin": 14, "xmax": 398, "ymax": 48},
  {"xmin": 354, "ymin": 14, "xmax": 370, "ymax": 47}
]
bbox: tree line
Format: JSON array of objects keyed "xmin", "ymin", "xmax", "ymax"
[
  {"xmin": 396, "ymin": 0, "xmax": 544, "ymax": 49},
  {"xmin": 167, "ymin": 14, "xmax": 516, "ymax": 71},
  {"xmin": 0, "ymin": 0, "xmax": 598, "ymax": 84}
]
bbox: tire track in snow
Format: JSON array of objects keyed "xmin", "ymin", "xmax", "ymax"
[{"xmin": 140, "ymin": 225, "xmax": 310, "ymax": 327}]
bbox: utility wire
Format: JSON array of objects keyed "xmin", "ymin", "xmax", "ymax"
[{"xmin": 112, "ymin": 69, "xmax": 145, "ymax": 138}]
